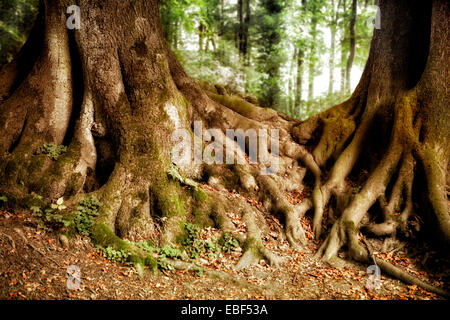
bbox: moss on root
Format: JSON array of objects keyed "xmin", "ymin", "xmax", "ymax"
[
  {"xmin": 91, "ymin": 223, "xmax": 131, "ymax": 251},
  {"xmin": 91, "ymin": 223, "xmax": 159, "ymax": 272},
  {"xmin": 193, "ymin": 188, "xmax": 208, "ymax": 202}
]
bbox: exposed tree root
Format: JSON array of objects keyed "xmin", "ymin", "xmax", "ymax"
[
  {"xmin": 257, "ymin": 175, "xmax": 306, "ymax": 249},
  {"xmin": 236, "ymin": 203, "xmax": 284, "ymax": 269},
  {"xmin": 365, "ymin": 152, "xmax": 416, "ymax": 237},
  {"xmin": 374, "ymin": 257, "xmax": 450, "ymax": 298}
]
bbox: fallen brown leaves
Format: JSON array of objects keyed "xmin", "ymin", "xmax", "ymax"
[
  {"xmin": 0, "ymin": 191, "xmax": 447, "ymax": 301},
  {"xmin": 286, "ymin": 189, "xmax": 311, "ymax": 205}
]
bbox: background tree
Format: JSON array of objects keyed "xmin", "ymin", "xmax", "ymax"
[
  {"xmin": 253, "ymin": 0, "xmax": 285, "ymax": 109},
  {"xmin": 156, "ymin": 0, "xmax": 374, "ymax": 119},
  {"xmin": 305, "ymin": 0, "xmax": 324, "ymax": 101},
  {"xmin": 344, "ymin": 0, "xmax": 357, "ymax": 94},
  {"xmin": 0, "ymin": 0, "xmax": 39, "ymax": 65},
  {"xmin": 327, "ymin": 0, "xmax": 339, "ymax": 96}
]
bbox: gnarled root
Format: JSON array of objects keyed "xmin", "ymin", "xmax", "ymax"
[
  {"xmin": 309, "ymin": 89, "xmax": 449, "ymax": 297},
  {"xmin": 236, "ymin": 203, "xmax": 284, "ymax": 269},
  {"xmin": 365, "ymin": 152, "xmax": 416, "ymax": 237}
]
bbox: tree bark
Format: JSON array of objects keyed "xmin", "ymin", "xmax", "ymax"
[
  {"xmin": 307, "ymin": 16, "xmax": 318, "ymax": 101},
  {"xmin": 237, "ymin": 0, "xmax": 243, "ymax": 54},
  {"xmin": 328, "ymin": 0, "xmax": 339, "ymax": 95},
  {"xmin": 345, "ymin": 0, "xmax": 357, "ymax": 94},
  {"xmin": 288, "ymin": 47, "xmax": 297, "ymax": 114},
  {"xmin": 243, "ymin": 0, "xmax": 251, "ymax": 62},
  {"xmin": 339, "ymin": 0, "xmax": 347, "ymax": 94},
  {"xmin": 199, "ymin": 23, "xmax": 205, "ymax": 52},
  {"xmin": 294, "ymin": 49, "xmax": 304, "ymax": 118},
  {"xmin": 293, "ymin": 0, "xmax": 449, "ymax": 296}
]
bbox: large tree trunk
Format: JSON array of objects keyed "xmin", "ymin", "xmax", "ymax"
[
  {"xmin": 295, "ymin": 0, "xmax": 449, "ymax": 295},
  {"xmin": 303, "ymin": 0, "xmax": 450, "ymax": 257},
  {"xmin": 0, "ymin": 0, "xmax": 448, "ymax": 296}
]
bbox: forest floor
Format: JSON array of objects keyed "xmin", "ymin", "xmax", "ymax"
[{"xmin": 0, "ymin": 198, "xmax": 448, "ymax": 300}]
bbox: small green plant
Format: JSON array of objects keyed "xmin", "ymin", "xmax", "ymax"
[
  {"xmin": 30, "ymin": 205, "xmax": 48, "ymax": 230},
  {"xmin": 181, "ymin": 223, "xmax": 221, "ymax": 260},
  {"xmin": 182, "ymin": 222, "xmax": 200, "ymax": 246},
  {"xmin": 50, "ymin": 197, "xmax": 67, "ymax": 211},
  {"xmin": 95, "ymin": 245, "xmax": 130, "ymax": 263},
  {"xmin": 72, "ymin": 196, "xmax": 102, "ymax": 237},
  {"xmin": 37, "ymin": 143, "xmax": 67, "ymax": 160},
  {"xmin": 158, "ymin": 245, "xmax": 183, "ymax": 259},
  {"xmin": 220, "ymin": 232, "xmax": 239, "ymax": 252},
  {"xmin": 31, "ymin": 193, "xmax": 43, "ymax": 201},
  {"xmin": 157, "ymin": 259, "xmax": 173, "ymax": 271},
  {"xmin": 30, "ymin": 197, "xmax": 71, "ymax": 230},
  {"xmin": 135, "ymin": 240, "xmax": 155, "ymax": 253},
  {"xmin": 194, "ymin": 265, "xmax": 204, "ymax": 277}
]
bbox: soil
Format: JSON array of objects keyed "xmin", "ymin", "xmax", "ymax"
[{"xmin": 0, "ymin": 206, "xmax": 448, "ymax": 300}]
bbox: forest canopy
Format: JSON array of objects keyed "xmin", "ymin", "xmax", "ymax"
[{"xmin": 1, "ymin": 0, "xmax": 376, "ymax": 119}]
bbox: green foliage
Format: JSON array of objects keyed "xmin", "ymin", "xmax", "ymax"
[
  {"xmin": 29, "ymin": 197, "xmax": 71, "ymax": 231},
  {"xmin": 95, "ymin": 245, "xmax": 130, "ymax": 263},
  {"xmin": 162, "ymin": 0, "xmax": 373, "ymax": 120},
  {"xmin": 220, "ymin": 232, "xmax": 239, "ymax": 252},
  {"xmin": 194, "ymin": 265, "xmax": 204, "ymax": 277},
  {"xmin": 27, "ymin": 195, "xmax": 102, "ymax": 241},
  {"xmin": 157, "ymin": 259, "xmax": 174, "ymax": 271},
  {"xmin": 158, "ymin": 245, "xmax": 184, "ymax": 259},
  {"xmin": 181, "ymin": 222, "xmax": 200, "ymax": 247},
  {"xmin": 72, "ymin": 196, "xmax": 102, "ymax": 237},
  {"xmin": 0, "ymin": 195, "xmax": 7, "ymax": 204},
  {"xmin": 37, "ymin": 143, "xmax": 67, "ymax": 161},
  {"xmin": 135, "ymin": 240, "xmax": 156, "ymax": 253},
  {"xmin": 181, "ymin": 223, "xmax": 222, "ymax": 260},
  {"xmin": 0, "ymin": 0, "xmax": 39, "ymax": 65},
  {"xmin": 50, "ymin": 197, "xmax": 67, "ymax": 211}
]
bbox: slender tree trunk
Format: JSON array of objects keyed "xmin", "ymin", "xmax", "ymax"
[
  {"xmin": 243, "ymin": 0, "xmax": 251, "ymax": 63},
  {"xmin": 288, "ymin": 47, "xmax": 297, "ymax": 115},
  {"xmin": 308, "ymin": 18, "xmax": 317, "ymax": 102},
  {"xmin": 329, "ymin": 28, "xmax": 336, "ymax": 95},
  {"xmin": 237, "ymin": 0, "xmax": 244, "ymax": 55},
  {"xmin": 340, "ymin": 0, "xmax": 347, "ymax": 94},
  {"xmin": 328, "ymin": 0, "xmax": 339, "ymax": 95},
  {"xmin": 307, "ymin": 0, "xmax": 320, "ymax": 101},
  {"xmin": 199, "ymin": 23, "xmax": 205, "ymax": 52},
  {"xmin": 294, "ymin": 49, "xmax": 304, "ymax": 118},
  {"xmin": 345, "ymin": 0, "xmax": 357, "ymax": 94}
]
